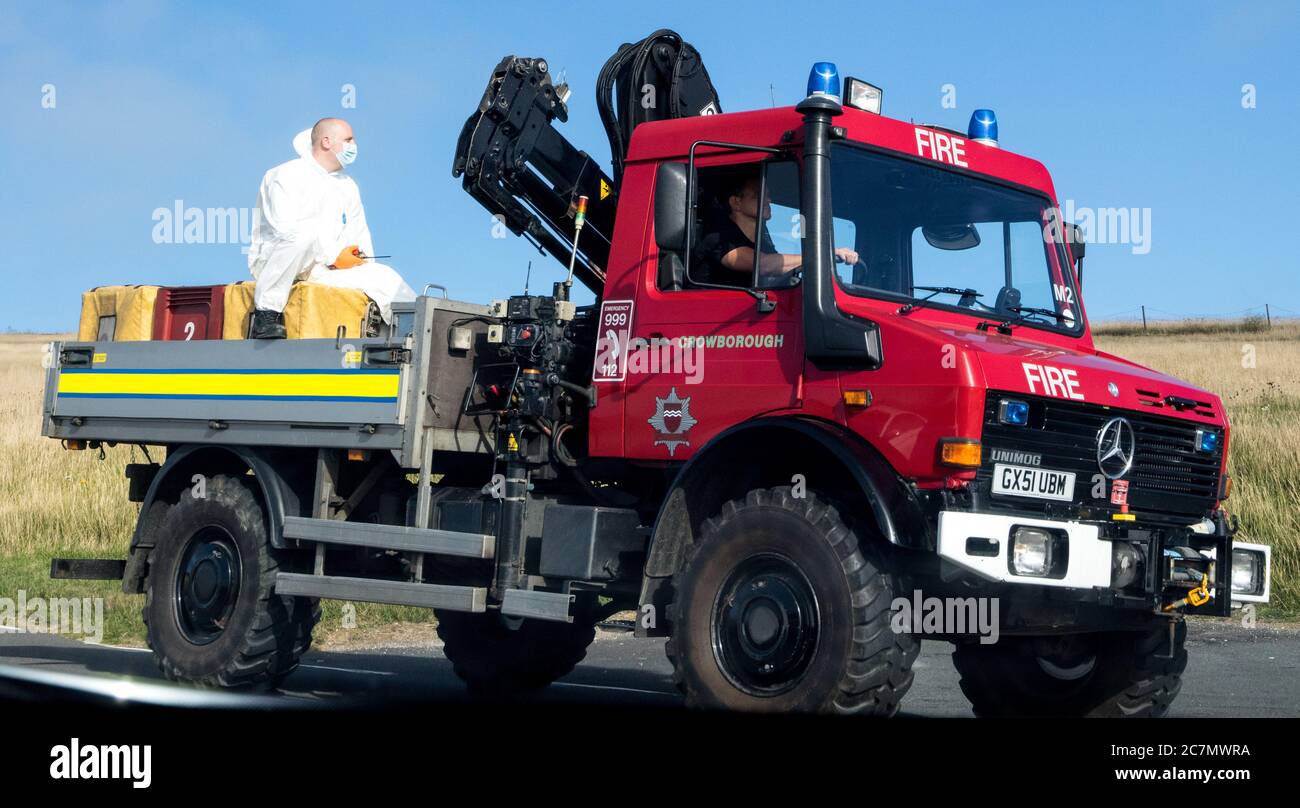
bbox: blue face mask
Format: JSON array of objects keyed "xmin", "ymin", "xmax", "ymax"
[{"xmin": 335, "ymin": 140, "xmax": 357, "ymax": 167}]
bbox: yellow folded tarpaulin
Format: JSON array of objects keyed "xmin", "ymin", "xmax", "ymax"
[
  {"xmin": 223, "ymin": 281, "xmax": 373, "ymax": 339},
  {"xmin": 77, "ymin": 286, "xmax": 160, "ymax": 341}
]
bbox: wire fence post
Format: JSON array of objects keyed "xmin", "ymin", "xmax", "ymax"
[
  {"xmin": 1141, "ymin": 305, "xmax": 1147, "ymax": 331},
  {"xmin": 1265, "ymin": 304, "xmax": 1272, "ymax": 328}
]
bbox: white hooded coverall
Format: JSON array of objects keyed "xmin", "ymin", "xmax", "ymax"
[{"xmin": 247, "ymin": 130, "xmax": 416, "ymax": 323}]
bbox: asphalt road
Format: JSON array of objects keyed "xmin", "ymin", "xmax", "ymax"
[{"xmin": 1, "ymin": 620, "xmax": 1297, "ymax": 716}]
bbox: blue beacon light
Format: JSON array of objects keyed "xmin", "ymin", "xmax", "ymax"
[
  {"xmin": 998, "ymin": 399, "xmax": 1029, "ymax": 426},
  {"xmin": 807, "ymin": 62, "xmax": 841, "ymax": 99},
  {"xmin": 968, "ymin": 108, "xmax": 999, "ymax": 147}
]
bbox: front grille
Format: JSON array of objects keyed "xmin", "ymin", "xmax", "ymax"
[{"xmin": 977, "ymin": 391, "xmax": 1223, "ymax": 518}]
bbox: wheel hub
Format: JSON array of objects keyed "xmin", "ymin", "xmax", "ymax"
[
  {"xmin": 1032, "ymin": 634, "xmax": 1099, "ymax": 681},
  {"xmin": 174, "ymin": 527, "xmax": 241, "ymax": 645},
  {"xmin": 712, "ymin": 554, "xmax": 820, "ymax": 696}
]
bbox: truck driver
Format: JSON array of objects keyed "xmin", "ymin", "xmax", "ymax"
[{"xmin": 692, "ymin": 167, "xmax": 858, "ymax": 287}]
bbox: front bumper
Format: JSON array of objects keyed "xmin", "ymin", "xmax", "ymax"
[{"xmin": 936, "ymin": 510, "xmax": 1270, "ymax": 613}]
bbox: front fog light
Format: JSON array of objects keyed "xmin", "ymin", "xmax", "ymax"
[
  {"xmin": 1011, "ymin": 527, "xmax": 1053, "ymax": 576},
  {"xmin": 1232, "ymin": 550, "xmax": 1261, "ymax": 595}
]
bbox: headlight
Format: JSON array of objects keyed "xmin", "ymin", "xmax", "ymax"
[
  {"xmin": 1229, "ymin": 543, "xmax": 1271, "ymax": 603},
  {"xmin": 1011, "ymin": 527, "xmax": 1054, "ymax": 576},
  {"xmin": 1232, "ymin": 550, "xmax": 1261, "ymax": 595}
]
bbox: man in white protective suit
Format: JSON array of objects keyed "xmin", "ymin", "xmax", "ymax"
[{"xmin": 246, "ymin": 117, "xmax": 416, "ymax": 338}]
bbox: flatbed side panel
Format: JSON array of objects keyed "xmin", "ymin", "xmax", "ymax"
[
  {"xmin": 45, "ymin": 338, "xmax": 406, "ymax": 437},
  {"xmin": 398, "ymin": 296, "xmax": 496, "ymax": 467}
]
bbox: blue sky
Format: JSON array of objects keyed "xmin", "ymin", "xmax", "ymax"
[{"xmin": 2, "ymin": 0, "xmax": 1297, "ymax": 330}]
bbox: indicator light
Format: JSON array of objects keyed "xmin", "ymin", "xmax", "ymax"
[
  {"xmin": 939, "ymin": 439, "xmax": 981, "ymax": 468},
  {"xmin": 842, "ymin": 390, "xmax": 871, "ymax": 407}
]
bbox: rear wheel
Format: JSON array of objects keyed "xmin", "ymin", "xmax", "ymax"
[
  {"xmin": 952, "ymin": 620, "xmax": 1187, "ymax": 717},
  {"xmin": 435, "ymin": 608, "xmax": 598, "ymax": 696},
  {"xmin": 665, "ymin": 487, "xmax": 917, "ymax": 715},
  {"xmin": 143, "ymin": 474, "xmax": 318, "ymax": 688}
]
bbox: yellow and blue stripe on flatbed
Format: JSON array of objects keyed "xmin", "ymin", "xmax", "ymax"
[{"xmin": 56, "ymin": 367, "xmax": 401, "ymax": 403}]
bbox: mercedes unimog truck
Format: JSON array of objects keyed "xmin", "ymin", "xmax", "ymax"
[{"xmin": 43, "ymin": 30, "xmax": 1269, "ymax": 716}]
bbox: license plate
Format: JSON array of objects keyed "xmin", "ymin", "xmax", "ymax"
[{"xmin": 991, "ymin": 464, "xmax": 1076, "ymax": 502}]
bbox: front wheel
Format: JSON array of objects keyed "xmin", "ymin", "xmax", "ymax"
[
  {"xmin": 665, "ymin": 487, "xmax": 918, "ymax": 715},
  {"xmin": 952, "ymin": 621, "xmax": 1188, "ymax": 717}
]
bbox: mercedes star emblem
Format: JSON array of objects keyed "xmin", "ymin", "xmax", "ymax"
[{"xmin": 1096, "ymin": 416, "xmax": 1136, "ymax": 480}]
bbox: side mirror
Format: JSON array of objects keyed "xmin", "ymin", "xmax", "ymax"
[
  {"xmin": 654, "ymin": 162, "xmax": 689, "ymax": 252},
  {"xmin": 1065, "ymin": 222, "xmax": 1086, "ymax": 288},
  {"xmin": 1065, "ymin": 222, "xmax": 1086, "ymax": 262}
]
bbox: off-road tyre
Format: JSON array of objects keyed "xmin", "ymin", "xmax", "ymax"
[
  {"xmin": 143, "ymin": 474, "xmax": 318, "ymax": 688},
  {"xmin": 665, "ymin": 487, "xmax": 918, "ymax": 714},
  {"xmin": 953, "ymin": 620, "xmax": 1187, "ymax": 717},
  {"xmin": 435, "ymin": 610, "xmax": 598, "ymax": 696}
]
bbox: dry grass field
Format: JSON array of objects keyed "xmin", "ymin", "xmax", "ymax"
[{"xmin": 0, "ymin": 323, "xmax": 1295, "ymax": 647}]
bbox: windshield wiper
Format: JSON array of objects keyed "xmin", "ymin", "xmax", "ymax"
[
  {"xmin": 976, "ymin": 305, "xmax": 1067, "ymax": 335},
  {"xmin": 898, "ymin": 286, "xmax": 983, "ymax": 315}
]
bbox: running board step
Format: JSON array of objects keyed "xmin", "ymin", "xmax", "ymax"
[
  {"xmin": 501, "ymin": 589, "xmax": 573, "ymax": 623},
  {"xmin": 275, "ymin": 573, "xmax": 487, "ymax": 612},
  {"xmin": 50, "ymin": 558, "xmax": 126, "ymax": 580},
  {"xmin": 281, "ymin": 516, "xmax": 495, "ymax": 559}
]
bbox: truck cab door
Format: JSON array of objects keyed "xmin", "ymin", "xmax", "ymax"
[{"xmin": 621, "ymin": 156, "xmax": 804, "ymax": 461}]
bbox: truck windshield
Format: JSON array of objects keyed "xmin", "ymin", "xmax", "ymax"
[{"xmin": 828, "ymin": 142, "xmax": 1081, "ymax": 333}]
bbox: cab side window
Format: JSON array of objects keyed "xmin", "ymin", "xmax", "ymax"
[{"xmin": 655, "ymin": 159, "xmax": 801, "ymax": 292}]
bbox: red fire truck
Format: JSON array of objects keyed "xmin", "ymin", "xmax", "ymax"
[{"xmin": 46, "ymin": 31, "xmax": 1269, "ymax": 716}]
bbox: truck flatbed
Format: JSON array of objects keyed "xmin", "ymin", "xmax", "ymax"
[{"xmin": 42, "ymin": 296, "xmax": 497, "ymax": 467}]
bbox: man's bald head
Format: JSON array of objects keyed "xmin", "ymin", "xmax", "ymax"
[{"xmin": 310, "ymin": 117, "xmax": 354, "ymax": 171}]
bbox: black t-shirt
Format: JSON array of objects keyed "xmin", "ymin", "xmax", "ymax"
[{"xmin": 692, "ymin": 216, "xmax": 778, "ymax": 287}]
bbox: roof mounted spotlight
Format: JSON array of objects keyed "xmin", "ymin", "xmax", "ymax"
[
  {"xmin": 843, "ymin": 77, "xmax": 882, "ymax": 114},
  {"xmin": 968, "ymin": 108, "xmax": 999, "ymax": 147}
]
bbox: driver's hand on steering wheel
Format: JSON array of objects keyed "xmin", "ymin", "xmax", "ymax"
[{"xmin": 834, "ymin": 247, "xmax": 860, "ymax": 265}]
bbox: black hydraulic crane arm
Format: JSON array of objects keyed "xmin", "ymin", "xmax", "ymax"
[{"xmin": 453, "ymin": 56, "xmax": 615, "ymax": 293}]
